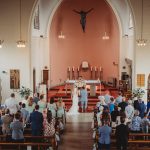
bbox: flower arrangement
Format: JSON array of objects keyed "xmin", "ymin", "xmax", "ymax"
[
  {"xmin": 19, "ymin": 86, "xmax": 32, "ymax": 98},
  {"xmin": 132, "ymin": 88, "xmax": 145, "ymax": 99}
]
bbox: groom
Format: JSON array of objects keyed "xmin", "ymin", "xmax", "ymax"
[{"xmin": 80, "ymin": 86, "xmax": 88, "ymax": 112}]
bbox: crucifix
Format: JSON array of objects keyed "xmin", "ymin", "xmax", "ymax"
[{"xmin": 73, "ymin": 8, "xmax": 94, "ymax": 32}]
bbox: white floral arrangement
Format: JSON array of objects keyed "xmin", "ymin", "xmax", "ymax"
[
  {"xmin": 132, "ymin": 88, "xmax": 145, "ymax": 99},
  {"xmin": 19, "ymin": 86, "xmax": 32, "ymax": 98}
]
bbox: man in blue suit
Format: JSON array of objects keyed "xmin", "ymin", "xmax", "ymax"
[
  {"xmin": 30, "ymin": 105, "xmax": 43, "ymax": 136},
  {"xmin": 80, "ymin": 86, "xmax": 88, "ymax": 112}
]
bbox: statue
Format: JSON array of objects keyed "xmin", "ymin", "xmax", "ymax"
[{"xmin": 73, "ymin": 8, "xmax": 94, "ymax": 32}]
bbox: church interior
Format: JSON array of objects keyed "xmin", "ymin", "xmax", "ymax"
[{"xmin": 0, "ymin": 0, "xmax": 150, "ymax": 149}]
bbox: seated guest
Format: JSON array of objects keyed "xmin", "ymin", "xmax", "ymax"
[
  {"xmin": 118, "ymin": 97, "xmax": 128, "ymax": 112},
  {"xmin": 4, "ymin": 93, "xmax": 19, "ymax": 115},
  {"xmin": 109, "ymin": 97, "xmax": 115, "ymax": 114},
  {"xmin": 20, "ymin": 103, "xmax": 29, "ymax": 126},
  {"xmin": 47, "ymin": 97, "xmax": 57, "ymax": 118},
  {"xmin": 115, "ymin": 92, "xmax": 123, "ymax": 105},
  {"xmin": 30, "ymin": 105, "xmax": 43, "ymax": 136},
  {"xmin": 130, "ymin": 110, "xmax": 141, "ymax": 133},
  {"xmin": 33, "ymin": 93, "xmax": 40, "ymax": 104},
  {"xmin": 38, "ymin": 95, "xmax": 47, "ymax": 113},
  {"xmin": 56, "ymin": 98, "xmax": 65, "ymax": 118},
  {"xmin": 141, "ymin": 112, "xmax": 149, "ymax": 134},
  {"xmin": 125, "ymin": 100, "xmax": 134, "ymax": 122},
  {"xmin": 26, "ymin": 97, "xmax": 36, "ymax": 114},
  {"xmin": 115, "ymin": 117, "xmax": 129, "ymax": 150},
  {"xmin": 44, "ymin": 110, "xmax": 55, "ymax": 137},
  {"xmin": 1, "ymin": 109, "xmax": 13, "ymax": 135},
  {"xmin": 10, "ymin": 112, "xmax": 24, "ymax": 142},
  {"xmin": 98, "ymin": 119, "xmax": 112, "ymax": 150}
]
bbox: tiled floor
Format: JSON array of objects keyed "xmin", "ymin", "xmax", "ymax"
[{"xmin": 58, "ymin": 113, "xmax": 93, "ymax": 150}]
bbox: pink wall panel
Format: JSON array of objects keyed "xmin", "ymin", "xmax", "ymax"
[{"xmin": 49, "ymin": 0, "xmax": 119, "ymax": 86}]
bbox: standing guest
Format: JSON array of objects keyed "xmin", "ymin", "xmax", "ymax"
[
  {"xmin": 104, "ymin": 90, "xmax": 111, "ymax": 105},
  {"xmin": 26, "ymin": 97, "xmax": 36, "ymax": 114},
  {"xmin": 138, "ymin": 99, "xmax": 146, "ymax": 118},
  {"xmin": 111, "ymin": 106, "xmax": 120, "ymax": 128},
  {"xmin": 30, "ymin": 105, "xmax": 43, "ymax": 136},
  {"xmin": 43, "ymin": 110, "xmax": 55, "ymax": 137},
  {"xmin": 21, "ymin": 95, "xmax": 28, "ymax": 105},
  {"xmin": 125, "ymin": 100, "xmax": 134, "ymax": 122},
  {"xmin": 98, "ymin": 119, "xmax": 112, "ymax": 150},
  {"xmin": 38, "ymin": 95, "xmax": 47, "ymax": 113},
  {"xmin": 141, "ymin": 112, "xmax": 149, "ymax": 134},
  {"xmin": 20, "ymin": 103, "xmax": 29, "ymax": 126},
  {"xmin": 115, "ymin": 117, "xmax": 129, "ymax": 150},
  {"xmin": 115, "ymin": 92, "xmax": 123, "ymax": 105},
  {"xmin": 97, "ymin": 96, "xmax": 107, "ymax": 110},
  {"xmin": 80, "ymin": 86, "xmax": 88, "ymax": 112},
  {"xmin": 1, "ymin": 109, "xmax": 13, "ymax": 135},
  {"xmin": 147, "ymin": 99, "xmax": 150, "ymax": 113},
  {"xmin": 4, "ymin": 93, "xmax": 19, "ymax": 115},
  {"xmin": 56, "ymin": 98, "xmax": 65, "ymax": 118},
  {"xmin": 130, "ymin": 110, "xmax": 141, "ymax": 133},
  {"xmin": 118, "ymin": 97, "xmax": 128, "ymax": 112},
  {"xmin": 109, "ymin": 97, "xmax": 115, "ymax": 114},
  {"xmin": 47, "ymin": 97, "xmax": 57, "ymax": 118},
  {"xmin": 33, "ymin": 93, "xmax": 40, "ymax": 104},
  {"xmin": 10, "ymin": 112, "xmax": 24, "ymax": 142}
]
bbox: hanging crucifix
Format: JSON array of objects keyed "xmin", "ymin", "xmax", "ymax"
[{"xmin": 73, "ymin": 8, "xmax": 94, "ymax": 32}]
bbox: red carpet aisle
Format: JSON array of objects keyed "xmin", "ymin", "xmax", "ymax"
[{"xmin": 59, "ymin": 113, "xmax": 93, "ymax": 150}]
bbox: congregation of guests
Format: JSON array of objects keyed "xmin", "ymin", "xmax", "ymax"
[
  {"xmin": 0, "ymin": 93, "xmax": 66, "ymax": 143},
  {"xmin": 93, "ymin": 90, "xmax": 150, "ymax": 150}
]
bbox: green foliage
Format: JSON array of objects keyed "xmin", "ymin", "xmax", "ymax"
[
  {"xmin": 19, "ymin": 86, "xmax": 32, "ymax": 98},
  {"xmin": 132, "ymin": 88, "xmax": 145, "ymax": 98}
]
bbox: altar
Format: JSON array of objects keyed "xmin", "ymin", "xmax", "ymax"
[{"xmin": 65, "ymin": 79, "xmax": 101, "ymax": 96}]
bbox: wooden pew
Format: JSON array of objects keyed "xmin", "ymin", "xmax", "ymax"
[{"xmin": 0, "ymin": 135, "xmax": 57, "ymax": 150}]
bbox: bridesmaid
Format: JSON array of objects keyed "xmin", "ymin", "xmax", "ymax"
[{"xmin": 38, "ymin": 94, "xmax": 47, "ymax": 113}]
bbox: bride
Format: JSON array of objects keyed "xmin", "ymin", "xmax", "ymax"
[{"xmin": 67, "ymin": 85, "xmax": 79, "ymax": 115}]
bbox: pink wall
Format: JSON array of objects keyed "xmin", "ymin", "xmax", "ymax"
[{"xmin": 49, "ymin": 0, "xmax": 119, "ymax": 86}]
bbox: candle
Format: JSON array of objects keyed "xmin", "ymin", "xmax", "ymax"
[
  {"xmin": 72, "ymin": 66, "xmax": 74, "ymax": 71},
  {"xmin": 99, "ymin": 67, "xmax": 101, "ymax": 71},
  {"xmin": 77, "ymin": 67, "xmax": 79, "ymax": 71},
  {"xmin": 68, "ymin": 66, "xmax": 70, "ymax": 71},
  {"xmin": 95, "ymin": 67, "xmax": 97, "ymax": 71},
  {"xmin": 91, "ymin": 66, "xmax": 92, "ymax": 71}
]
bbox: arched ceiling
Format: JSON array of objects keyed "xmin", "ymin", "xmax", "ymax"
[{"xmin": 32, "ymin": 0, "xmax": 133, "ymax": 37}]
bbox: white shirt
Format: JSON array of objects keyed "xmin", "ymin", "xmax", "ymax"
[
  {"xmin": 125, "ymin": 105, "xmax": 134, "ymax": 119},
  {"xmin": 5, "ymin": 97, "xmax": 18, "ymax": 114}
]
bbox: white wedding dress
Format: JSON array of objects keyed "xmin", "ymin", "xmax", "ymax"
[{"xmin": 67, "ymin": 87, "xmax": 79, "ymax": 115}]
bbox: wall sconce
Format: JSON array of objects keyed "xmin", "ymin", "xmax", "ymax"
[
  {"xmin": 0, "ymin": 40, "xmax": 4, "ymax": 48},
  {"xmin": 113, "ymin": 61, "xmax": 118, "ymax": 66}
]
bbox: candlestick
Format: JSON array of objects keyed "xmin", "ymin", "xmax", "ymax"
[
  {"xmin": 91, "ymin": 66, "xmax": 92, "ymax": 71},
  {"xmin": 95, "ymin": 67, "xmax": 97, "ymax": 71},
  {"xmin": 99, "ymin": 67, "xmax": 101, "ymax": 71}
]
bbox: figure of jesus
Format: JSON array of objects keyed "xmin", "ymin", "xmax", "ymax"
[{"xmin": 73, "ymin": 8, "xmax": 94, "ymax": 32}]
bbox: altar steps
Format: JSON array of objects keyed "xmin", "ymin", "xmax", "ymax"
[{"xmin": 48, "ymin": 84, "xmax": 119, "ymax": 112}]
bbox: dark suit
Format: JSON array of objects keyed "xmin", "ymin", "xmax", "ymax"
[
  {"xmin": 30, "ymin": 111, "xmax": 43, "ymax": 136},
  {"xmin": 115, "ymin": 123, "xmax": 129, "ymax": 150}
]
